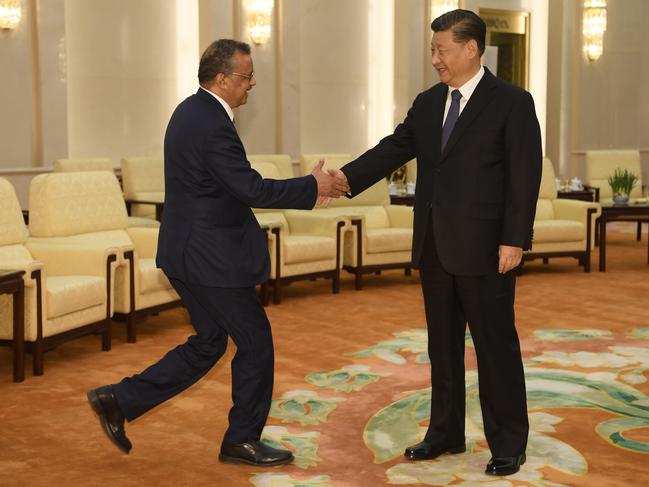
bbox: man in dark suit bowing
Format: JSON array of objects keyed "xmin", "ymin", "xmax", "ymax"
[
  {"xmin": 87, "ymin": 39, "xmax": 349, "ymax": 467},
  {"xmin": 332, "ymin": 10, "xmax": 541, "ymax": 476}
]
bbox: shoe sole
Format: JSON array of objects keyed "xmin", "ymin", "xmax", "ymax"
[
  {"xmin": 405, "ymin": 445, "xmax": 466, "ymax": 461},
  {"xmin": 87, "ymin": 390, "xmax": 131, "ymax": 454},
  {"xmin": 218, "ymin": 453, "xmax": 294, "ymax": 467}
]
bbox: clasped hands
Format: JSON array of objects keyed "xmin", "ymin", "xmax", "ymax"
[{"xmin": 311, "ymin": 159, "xmax": 350, "ymax": 208}]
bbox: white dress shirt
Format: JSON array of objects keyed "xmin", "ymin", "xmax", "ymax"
[
  {"xmin": 200, "ymin": 86, "xmax": 234, "ymax": 122},
  {"xmin": 442, "ymin": 65, "xmax": 485, "ymax": 125}
]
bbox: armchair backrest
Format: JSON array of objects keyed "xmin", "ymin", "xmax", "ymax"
[
  {"xmin": 248, "ymin": 154, "xmax": 294, "ymax": 179},
  {"xmin": 536, "ymin": 157, "xmax": 557, "ymax": 221},
  {"xmin": 29, "ymin": 172, "xmax": 129, "ymax": 237},
  {"xmin": 53, "ymin": 158, "xmax": 114, "ymax": 173},
  {"xmin": 121, "ymin": 157, "xmax": 165, "ymax": 199},
  {"xmin": 0, "ymin": 178, "xmax": 28, "ymax": 246},
  {"xmin": 585, "ymin": 150, "xmax": 643, "ymax": 199}
]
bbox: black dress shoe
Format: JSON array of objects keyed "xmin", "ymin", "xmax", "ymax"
[
  {"xmin": 219, "ymin": 440, "xmax": 294, "ymax": 467},
  {"xmin": 87, "ymin": 385, "xmax": 132, "ymax": 454},
  {"xmin": 404, "ymin": 440, "xmax": 466, "ymax": 461},
  {"xmin": 485, "ymin": 453, "xmax": 526, "ymax": 476}
]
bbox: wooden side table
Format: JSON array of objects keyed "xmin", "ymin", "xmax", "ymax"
[
  {"xmin": 0, "ymin": 270, "xmax": 26, "ymax": 382},
  {"xmin": 599, "ymin": 203, "xmax": 649, "ymax": 271},
  {"xmin": 390, "ymin": 194, "xmax": 415, "ymax": 206},
  {"xmin": 557, "ymin": 190, "xmax": 595, "ymax": 202}
]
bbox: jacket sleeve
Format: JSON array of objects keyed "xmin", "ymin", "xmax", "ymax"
[
  {"xmin": 203, "ymin": 125, "xmax": 317, "ymax": 209},
  {"xmin": 500, "ymin": 91, "xmax": 543, "ymax": 250},
  {"xmin": 340, "ymin": 94, "xmax": 419, "ymax": 197}
]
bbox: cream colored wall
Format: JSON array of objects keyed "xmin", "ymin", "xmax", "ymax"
[
  {"xmin": 64, "ymin": 0, "xmax": 185, "ymax": 163},
  {"xmin": 0, "ymin": 0, "xmax": 37, "ymax": 168},
  {"xmin": 546, "ymin": 0, "xmax": 649, "ymax": 181}
]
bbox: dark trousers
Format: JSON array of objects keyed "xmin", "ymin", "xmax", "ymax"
[
  {"xmin": 419, "ymin": 222, "xmax": 528, "ymax": 457},
  {"xmin": 112, "ymin": 277, "xmax": 274, "ymax": 444}
]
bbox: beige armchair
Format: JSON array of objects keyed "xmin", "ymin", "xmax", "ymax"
[
  {"xmin": 251, "ymin": 161, "xmax": 346, "ymax": 304},
  {"xmin": 0, "ymin": 178, "xmax": 119, "ymax": 380},
  {"xmin": 248, "ymin": 154, "xmax": 295, "ymax": 178},
  {"xmin": 27, "ymin": 172, "xmax": 180, "ymax": 343},
  {"xmin": 54, "ymin": 157, "xmax": 159, "ymax": 228},
  {"xmin": 585, "ymin": 149, "xmax": 646, "ymax": 240},
  {"xmin": 300, "ymin": 154, "xmax": 413, "ymax": 290},
  {"xmin": 524, "ymin": 158, "xmax": 601, "ymax": 272},
  {"xmin": 121, "ymin": 156, "xmax": 165, "ymax": 222}
]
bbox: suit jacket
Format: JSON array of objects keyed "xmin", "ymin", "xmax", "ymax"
[
  {"xmin": 341, "ymin": 68, "xmax": 542, "ymax": 276},
  {"xmin": 157, "ymin": 88, "xmax": 317, "ymax": 287}
]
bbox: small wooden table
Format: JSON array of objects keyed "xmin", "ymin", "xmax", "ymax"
[
  {"xmin": 599, "ymin": 202, "xmax": 649, "ymax": 271},
  {"xmin": 557, "ymin": 189, "xmax": 595, "ymax": 202},
  {"xmin": 390, "ymin": 194, "xmax": 415, "ymax": 206},
  {"xmin": 0, "ymin": 270, "xmax": 25, "ymax": 382}
]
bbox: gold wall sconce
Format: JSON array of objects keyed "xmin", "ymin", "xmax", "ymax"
[
  {"xmin": 583, "ymin": 0, "xmax": 607, "ymax": 62},
  {"xmin": 248, "ymin": 0, "xmax": 273, "ymax": 45},
  {"xmin": 0, "ymin": 0, "xmax": 22, "ymax": 30}
]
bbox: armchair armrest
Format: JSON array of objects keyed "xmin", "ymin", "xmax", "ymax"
[
  {"xmin": 552, "ymin": 199, "xmax": 602, "ymax": 222},
  {"xmin": 283, "ymin": 210, "xmax": 347, "ymax": 237},
  {"xmin": 0, "ymin": 258, "xmax": 44, "ymax": 287},
  {"xmin": 384, "ymin": 205, "xmax": 414, "ymax": 228},
  {"xmin": 26, "ymin": 240, "xmax": 120, "ymax": 277},
  {"xmin": 125, "ymin": 227, "xmax": 159, "ymax": 259}
]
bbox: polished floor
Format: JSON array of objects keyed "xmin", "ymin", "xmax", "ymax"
[{"xmin": 1, "ymin": 227, "xmax": 648, "ymax": 486}]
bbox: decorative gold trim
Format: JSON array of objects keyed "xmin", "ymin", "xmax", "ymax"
[
  {"xmin": 274, "ymin": 0, "xmax": 282, "ymax": 152},
  {"xmin": 29, "ymin": 0, "xmax": 42, "ymax": 166}
]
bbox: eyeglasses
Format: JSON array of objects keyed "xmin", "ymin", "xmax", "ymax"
[{"xmin": 229, "ymin": 71, "xmax": 255, "ymax": 81}]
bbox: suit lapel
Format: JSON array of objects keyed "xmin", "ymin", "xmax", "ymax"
[{"xmin": 439, "ymin": 68, "xmax": 498, "ymax": 163}]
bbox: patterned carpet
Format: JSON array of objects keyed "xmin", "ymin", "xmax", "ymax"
[{"xmin": 1, "ymin": 226, "xmax": 648, "ymax": 486}]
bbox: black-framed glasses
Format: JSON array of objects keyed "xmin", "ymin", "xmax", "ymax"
[{"xmin": 229, "ymin": 71, "xmax": 255, "ymax": 81}]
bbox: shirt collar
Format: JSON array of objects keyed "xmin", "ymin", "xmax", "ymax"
[
  {"xmin": 448, "ymin": 65, "xmax": 485, "ymax": 102},
  {"xmin": 200, "ymin": 86, "xmax": 234, "ymax": 122}
]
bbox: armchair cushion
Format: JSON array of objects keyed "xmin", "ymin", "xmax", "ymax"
[
  {"xmin": 366, "ymin": 228, "xmax": 413, "ymax": 254},
  {"xmin": 46, "ymin": 276, "xmax": 106, "ymax": 319},
  {"xmin": 139, "ymin": 258, "xmax": 171, "ymax": 293},
  {"xmin": 532, "ymin": 220, "xmax": 584, "ymax": 244},
  {"xmin": 29, "ymin": 172, "xmax": 128, "ymax": 237},
  {"xmin": 283, "ymin": 236, "xmax": 336, "ymax": 265},
  {"xmin": 248, "ymin": 154, "xmax": 295, "ymax": 179},
  {"xmin": 120, "ymin": 157, "xmax": 165, "ymax": 198},
  {"xmin": 0, "ymin": 178, "xmax": 29, "ymax": 246},
  {"xmin": 53, "ymin": 158, "xmax": 114, "ymax": 173}
]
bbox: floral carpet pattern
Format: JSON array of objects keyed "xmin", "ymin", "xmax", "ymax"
[{"xmin": 252, "ymin": 326, "xmax": 649, "ymax": 486}]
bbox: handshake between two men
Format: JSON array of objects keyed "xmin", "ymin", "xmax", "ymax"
[{"xmin": 310, "ymin": 159, "xmax": 351, "ymax": 208}]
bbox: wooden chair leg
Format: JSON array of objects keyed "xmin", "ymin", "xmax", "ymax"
[
  {"xmin": 332, "ymin": 269, "xmax": 340, "ymax": 294},
  {"xmin": 127, "ymin": 312, "xmax": 136, "ymax": 343},
  {"xmin": 542, "ymin": 257, "xmax": 549, "ymax": 264},
  {"xmin": 354, "ymin": 268, "xmax": 363, "ymax": 290},
  {"xmin": 637, "ymin": 221, "xmax": 642, "ymax": 241},
  {"xmin": 33, "ymin": 337, "xmax": 44, "ymax": 376},
  {"xmin": 102, "ymin": 320, "xmax": 112, "ymax": 351},
  {"xmin": 405, "ymin": 268, "xmax": 412, "ymax": 276},
  {"xmin": 273, "ymin": 279, "xmax": 282, "ymax": 305}
]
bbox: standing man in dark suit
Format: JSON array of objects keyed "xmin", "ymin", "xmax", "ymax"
[
  {"xmin": 87, "ymin": 39, "xmax": 349, "ymax": 467},
  {"xmin": 332, "ymin": 10, "xmax": 541, "ymax": 476}
]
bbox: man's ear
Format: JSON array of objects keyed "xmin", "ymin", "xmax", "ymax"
[
  {"xmin": 466, "ymin": 39, "xmax": 479, "ymax": 59},
  {"xmin": 213, "ymin": 72, "xmax": 227, "ymax": 88}
]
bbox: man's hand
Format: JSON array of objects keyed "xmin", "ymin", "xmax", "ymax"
[
  {"xmin": 327, "ymin": 168, "xmax": 350, "ymax": 195},
  {"xmin": 311, "ymin": 159, "xmax": 350, "ymax": 198},
  {"xmin": 498, "ymin": 245, "xmax": 523, "ymax": 274}
]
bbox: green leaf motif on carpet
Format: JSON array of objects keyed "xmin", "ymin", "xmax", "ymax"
[
  {"xmin": 269, "ymin": 390, "xmax": 346, "ymax": 425},
  {"xmin": 533, "ymin": 328, "xmax": 613, "ymax": 342},
  {"xmin": 249, "ymin": 473, "xmax": 332, "ymax": 487},
  {"xmin": 261, "ymin": 426, "xmax": 321, "ymax": 469},
  {"xmin": 305, "ymin": 364, "xmax": 391, "ymax": 392},
  {"xmin": 628, "ymin": 327, "xmax": 649, "ymax": 339}
]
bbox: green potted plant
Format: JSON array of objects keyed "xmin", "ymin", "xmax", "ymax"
[{"xmin": 608, "ymin": 168, "xmax": 639, "ymax": 204}]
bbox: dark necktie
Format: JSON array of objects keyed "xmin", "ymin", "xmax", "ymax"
[{"xmin": 441, "ymin": 89, "xmax": 462, "ymax": 151}]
